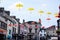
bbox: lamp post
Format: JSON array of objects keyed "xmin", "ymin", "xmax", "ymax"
[{"xmin": 57, "ymin": 5, "xmax": 60, "ymax": 40}]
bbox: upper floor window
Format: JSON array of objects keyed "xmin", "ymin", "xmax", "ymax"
[
  {"xmin": 13, "ymin": 27, "xmax": 16, "ymax": 33},
  {"xmin": 0, "ymin": 21, "xmax": 7, "ymax": 30},
  {"xmin": 0, "ymin": 22, "xmax": 1, "ymax": 27},
  {"xmin": 9, "ymin": 30, "xmax": 11, "ymax": 34}
]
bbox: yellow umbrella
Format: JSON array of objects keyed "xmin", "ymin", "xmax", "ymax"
[
  {"xmin": 47, "ymin": 12, "xmax": 51, "ymax": 15},
  {"xmin": 28, "ymin": 8, "xmax": 34, "ymax": 11},
  {"xmin": 16, "ymin": 3, "xmax": 23, "ymax": 9},
  {"xmin": 38, "ymin": 10, "xmax": 44, "ymax": 15}
]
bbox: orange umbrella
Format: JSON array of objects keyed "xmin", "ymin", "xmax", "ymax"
[{"xmin": 54, "ymin": 13, "xmax": 58, "ymax": 18}]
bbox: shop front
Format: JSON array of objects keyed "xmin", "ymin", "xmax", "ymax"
[
  {"xmin": 12, "ymin": 34, "xmax": 18, "ymax": 40},
  {"xmin": 0, "ymin": 29, "xmax": 7, "ymax": 40}
]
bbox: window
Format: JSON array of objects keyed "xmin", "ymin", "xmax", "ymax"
[
  {"xmin": 13, "ymin": 27, "xmax": 16, "ymax": 33},
  {"xmin": 9, "ymin": 30, "xmax": 11, "ymax": 34},
  {"xmin": 1, "ymin": 22, "xmax": 7, "ymax": 30},
  {"xmin": 40, "ymin": 34, "xmax": 42, "ymax": 36},
  {"xmin": 5, "ymin": 19, "xmax": 7, "ymax": 21},
  {"xmin": 0, "ymin": 22, "xmax": 1, "ymax": 27}
]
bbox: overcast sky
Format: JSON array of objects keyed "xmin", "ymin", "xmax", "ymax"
[{"xmin": 0, "ymin": 0, "xmax": 60, "ymax": 28}]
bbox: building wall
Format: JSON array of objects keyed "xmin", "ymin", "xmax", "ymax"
[
  {"xmin": 12, "ymin": 18, "xmax": 18, "ymax": 34},
  {"xmin": 22, "ymin": 23, "xmax": 41, "ymax": 33},
  {"xmin": 6, "ymin": 20, "xmax": 13, "ymax": 38},
  {"xmin": 0, "ymin": 16, "xmax": 6, "ymax": 23},
  {"xmin": 46, "ymin": 26, "xmax": 57, "ymax": 36},
  {"xmin": 0, "ymin": 10, "xmax": 7, "ymax": 35}
]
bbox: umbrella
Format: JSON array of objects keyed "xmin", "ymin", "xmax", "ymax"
[
  {"xmin": 28, "ymin": 7, "xmax": 34, "ymax": 11},
  {"xmin": 16, "ymin": 3, "xmax": 23, "ymax": 9},
  {"xmin": 38, "ymin": 10, "xmax": 44, "ymax": 15},
  {"xmin": 47, "ymin": 12, "xmax": 51, "ymax": 15},
  {"xmin": 54, "ymin": 13, "xmax": 58, "ymax": 18},
  {"xmin": 46, "ymin": 18, "xmax": 51, "ymax": 20}
]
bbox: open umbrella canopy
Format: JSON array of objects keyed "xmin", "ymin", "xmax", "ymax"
[
  {"xmin": 38, "ymin": 10, "xmax": 44, "ymax": 14},
  {"xmin": 47, "ymin": 12, "xmax": 51, "ymax": 15},
  {"xmin": 16, "ymin": 3, "xmax": 23, "ymax": 9},
  {"xmin": 54, "ymin": 13, "xmax": 58, "ymax": 18},
  {"xmin": 46, "ymin": 18, "xmax": 51, "ymax": 20},
  {"xmin": 28, "ymin": 8, "xmax": 34, "ymax": 11}
]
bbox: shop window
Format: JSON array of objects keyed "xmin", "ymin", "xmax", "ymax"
[
  {"xmin": 9, "ymin": 30, "xmax": 11, "ymax": 34},
  {"xmin": 13, "ymin": 27, "xmax": 16, "ymax": 33},
  {"xmin": 0, "ymin": 22, "xmax": 1, "ymax": 27}
]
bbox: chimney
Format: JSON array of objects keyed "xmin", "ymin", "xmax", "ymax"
[
  {"xmin": 39, "ymin": 19, "xmax": 41, "ymax": 23},
  {"xmin": 0, "ymin": 7, "xmax": 4, "ymax": 12},
  {"xmin": 10, "ymin": 16, "xmax": 16, "ymax": 19},
  {"xmin": 5, "ymin": 11, "xmax": 10, "ymax": 16},
  {"xmin": 23, "ymin": 19, "xmax": 25, "ymax": 23},
  {"xmin": 16, "ymin": 18, "xmax": 20, "ymax": 22}
]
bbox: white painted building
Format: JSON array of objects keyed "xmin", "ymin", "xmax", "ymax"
[
  {"xmin": 46, "ymin": 25, "xmax": 57, "ymax": 36},
  {"xmin": 21, "ymin": 21, "xmax": 42, "ymax": 34},
  {"xmin": 7, "ymin": 20, "xmax": 13, "ymax": 38},
  {"xmin": 10, "ymin": 16, "xmax": 19, "ymax": 40},
  {"xmin": 11, "ymin": 17, "xmax": 18, "ymax": 34}
]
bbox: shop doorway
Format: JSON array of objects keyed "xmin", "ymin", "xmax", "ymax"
[{"xmin": 0, "ymin": 34, "xmax": 6, "ymax": 40}]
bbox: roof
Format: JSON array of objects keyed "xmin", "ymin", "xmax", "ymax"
[
  {"xmin": 46, "ymin": 25, "xmax": 56, "ymax": 30},
  {"xmin": 26, "ymin": 21, "xmax": 38, "ymax": 24}
]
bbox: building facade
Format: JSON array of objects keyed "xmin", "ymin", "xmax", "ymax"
[
  {"xmin": 0, "ymin": 7, "xmax": 7, "ymax": 40},
  {"xmin": 0, "ymin": 7, "xmax": 21, "ymax": 40},
  {"xmin": 46, "ymin": 25, "xmax": 57, "ymax": 36},
  {"xmin": 10, "ymin": 16, "xmax": 19, "ymax": 40}
]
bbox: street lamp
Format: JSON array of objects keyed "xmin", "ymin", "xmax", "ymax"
[
  {"xmin": 56, "ymin": 5, "xmax": 60, "ymax": 40},
  {"xmin": 57, "ymin": 5, "xmax": 60, "ymax": 29}
]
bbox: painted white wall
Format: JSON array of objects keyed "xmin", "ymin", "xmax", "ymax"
[
  {"xmin": 31, "ymin": 25, "xmax": 35, "ymax": 33},
  {"xmin": 12, "ymin": 18, "xmax": 18, "ymax": 34},
  {"xmin": 24, "ymin": 24, "xmax": 41, "ymax": 33},
  {"xmin": 6, "ymin": 20, "xmax": 13, "ymax": 38}
]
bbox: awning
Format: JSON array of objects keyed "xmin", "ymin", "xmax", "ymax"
[
  {"xmin": 12, "ymin": 34, "xmax": 18, "ymax": 37},
  {"xmin": 0, "ymin": 28, "xmax": 7, "ymax": 35}
]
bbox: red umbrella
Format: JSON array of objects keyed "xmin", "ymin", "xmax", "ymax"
[{"xmin": 46, "ymin": 18, "xmax": 51, "ymax": 20}]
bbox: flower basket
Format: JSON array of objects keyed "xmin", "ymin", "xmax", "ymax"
[{"xmin": 56, "ymin": 28, "xmax": 60, "ymax": 33}]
